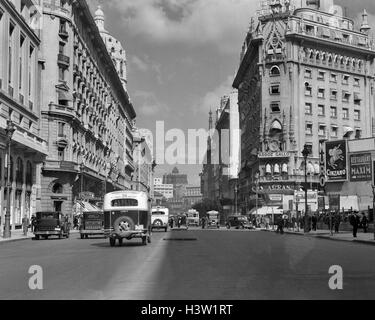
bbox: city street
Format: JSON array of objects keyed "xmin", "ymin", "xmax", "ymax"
[{"xmin": 1, "ymin": 229, "xmax": 375, "ymax": 300}]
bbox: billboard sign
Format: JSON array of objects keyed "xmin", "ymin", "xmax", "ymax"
[
  {"xmin": 349, "ymin": 153, "xmax": 372, "ymax": 182},
  {"xmin": 325, "ymin": 140, "xmax": 347, "ymax": 182}
]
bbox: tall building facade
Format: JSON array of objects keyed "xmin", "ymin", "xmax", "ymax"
[
  {"xmin": 200, "ymin": 91, "xmax": 241, "ymax": 216},
  {"xmin": 132, "ymin": 127, "xmax": 154, "ymax": 197},
  {"xmin": 153, "ymin": 178, "xmax": 173, "ymax": 199},
  {"xmin": 38, "ymin": 0, "xmax": 136, "ymax": 215},
  {"xmin": 233, "ymin": 0, "xmax": 375, "ymax": 214},
  {"xmin": 0, "ymin": 0, "xmax": 48, "ymax": 230}
]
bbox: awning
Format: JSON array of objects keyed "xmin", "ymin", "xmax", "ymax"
[
  {"xmin": 248, "ymin": 206, "xmax": 283, "ymax": 216},
  {"xmin": 343, "ymin": 126, "xmax": 354, "ymax": 137},
  {"xmin": 58, "ymin": 90, "xmax": 73, "ymax": 101}
]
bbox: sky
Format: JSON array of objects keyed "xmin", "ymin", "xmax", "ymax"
[{"xmin": 88, "ymin": 0, "xmax": 375, "ymax": 186}]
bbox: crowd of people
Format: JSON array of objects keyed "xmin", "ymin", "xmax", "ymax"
[{"xmin": 250, "ymin": 210, "xmax": 370, "ymax": 238}]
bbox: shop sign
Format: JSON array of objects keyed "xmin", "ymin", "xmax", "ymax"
[
  {"xmin": 349, "ymin": 153, "xmax": 372, "ymax": 182},
  {"xmin": 258, "ymin": 151, "xmax": 291, "ymax": 158}
]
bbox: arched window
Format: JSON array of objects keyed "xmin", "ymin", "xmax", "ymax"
[
  {"xmin": 274, "ymin": 164, "xmax": 280, "ymax": 174},
  {"xmin": 270, "ymin": 65, "xmax": 280, "ymax": 76},
  {"xmin": 266, "ymin": 164, "xmax": 272, "ymax": 174},
  {"xmin": 282, "ymin": 163, "xmax": 288, "ymax": 173},
  {"xmin": 52, "ymin": 183, "xmax": 63, "ymax": 194}
]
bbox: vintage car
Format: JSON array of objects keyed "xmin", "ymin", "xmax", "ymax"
[
  {"xmin": 206, "ymin": 210, "xmax": 220, "ymax": 229},
  {"xmin": 151, "ymin": 206, "xmax": 169, "ymax": 232},
  {"xmin": 103, "ymin": 190, "xmax": 152, "ymax": 247},
  {"xmin": 34, "ymin": 212, "xmax": 70, "ymax": 240},
  {"xmin": 226, "ymin": 215, "xmax": 253, "ymax": 229},
  {"xmin": 187, "ymin": 209, "xmax": 200, "ymax": 227},
  {"xmin": 79, "ymin": 211, "xmax": 104, "ymax": 239}
]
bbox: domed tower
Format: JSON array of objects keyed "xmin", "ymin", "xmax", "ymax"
[{"xmin": 94, "ymin": 6, "xmax": 128, "ymax": 91}]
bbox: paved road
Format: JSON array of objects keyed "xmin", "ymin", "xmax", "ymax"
[{"xmin": 1, "ymin": 229, "xmax": 375, "ymax": 300}]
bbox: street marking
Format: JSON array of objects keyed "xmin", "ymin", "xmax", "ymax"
[
  {"xmin": 329, "ymin": 265, "xmax": 343, "ymax": 290},
  {"xmin": 28, "ymin": 265, "xmax": 43, "ymax": 290}
]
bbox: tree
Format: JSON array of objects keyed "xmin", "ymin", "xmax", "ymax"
[{"xmin": 193, "ymin": 198, "xmax": 222, "ymax": 217}]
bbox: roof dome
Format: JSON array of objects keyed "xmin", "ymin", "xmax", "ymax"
[{"xmin": 95, "ymin": 5, "xmax": 104, "ymax": 19}]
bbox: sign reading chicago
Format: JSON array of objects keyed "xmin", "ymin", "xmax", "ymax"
[{"xmin": 349, "ymin": 153, "xmax": 372, "ymax": 182}]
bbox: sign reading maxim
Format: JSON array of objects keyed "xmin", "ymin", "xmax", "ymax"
[
  {"xmin": 349, "ymin": 153, "xmax": 372, "ymax": 182},
  {"xmin": 325, "ymin": 140, "xmax": 347, "ymax": 182}
]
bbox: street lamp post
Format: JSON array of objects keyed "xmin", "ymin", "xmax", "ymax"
[
  {"xmin": 80, "ymin": 162, "xmax": 85, "ymax": 198},
  {"xmin": 302, "ymin": 144, "xmax": 310, "ymax": 233},
  {"xmin": 3, "ymin": 120, "xmax": 16, "ymax": 238},
  {"xmin": 255, "ymin": 170, "xmax": 260, "ymax": 217}
]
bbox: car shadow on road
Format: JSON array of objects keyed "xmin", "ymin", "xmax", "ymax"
[{"xmin": 90, "ymin": 241, "xmax": 147, "ymax": 248}]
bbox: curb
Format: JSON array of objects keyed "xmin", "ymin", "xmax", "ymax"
[
  {"xmin": 261, "ymin": 229, "xmax": 375, "ymax": 246},
  {"xmin": 0, "ymin": 230, "xmax": 80, "ymax": 245}
]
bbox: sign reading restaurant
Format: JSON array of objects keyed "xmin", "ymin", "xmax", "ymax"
[
  {"xmin": 349, "ymin": 153, "xmax": 372, "ymax": 182},
  {"xmin": 325, "ymin": 140, "xmax": 348, "ymax": 182}
]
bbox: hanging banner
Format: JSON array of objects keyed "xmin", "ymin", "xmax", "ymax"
[
  {"xmin": 349, "ymin": 153, "xmax": 372, "ymax": 182},
  {"xmin": 325, "ymin": 140, "xmax": 347, "ymax": 182}
]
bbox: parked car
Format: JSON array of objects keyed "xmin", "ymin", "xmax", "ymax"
[
  {"xmin": 34, "ymin": 212, "xmax": 70, "ymax": 240},
  {"xmin": 79, "ymin": 211, "xmax": 104, "ymax": 239},
  {"xmin": 226, "ymin": 215, "xmax": 253, "ymax": 230},
  {"xmin": 206, "ymin": 211, "xmax": 220, "ymax": 229}
]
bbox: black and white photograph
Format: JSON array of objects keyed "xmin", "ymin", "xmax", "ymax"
[{"xmin": 1, "ymin": 0, "xmax": 375, "ymax": 306}]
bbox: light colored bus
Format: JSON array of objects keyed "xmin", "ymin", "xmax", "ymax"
[
  {"xmin": 151, "ymin": 206, "xmax": 169, "ymax": 232},
  {"xmin": 103, "ymin": 190, "xmax": 151, "ymax": 247},
  {"xmin": 187, "ymin": 209, "xmax": 199, "ymax": 227}
]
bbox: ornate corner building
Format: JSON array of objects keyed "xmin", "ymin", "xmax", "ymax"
[
  {"xmin": 38, "ymin": 0, "xmax": 136, "ymax": 214},
  {"xmin": 233, "ymin": 0, "xmax": 375, "ymax": 213}
]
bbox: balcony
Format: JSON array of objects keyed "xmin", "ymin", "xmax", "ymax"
[
  {"xmin": 59, "ymin": 28, "xmax": 69, "ymax": 39},
  {"xmin": 43, "ymin": 160, "xmax": 77, "ymax": 173},
  {"xmin": 58, "ymin": 53, "xmax": 70, "ymax": 68}
]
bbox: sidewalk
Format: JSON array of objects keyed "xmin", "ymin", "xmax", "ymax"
[
  {"xmin": 0, "ymin": 229, "xmax": 79, "ymax": 245},
  {"xmin": 262, "ymin": 227, "xmax": 375, "ymax": 245}
]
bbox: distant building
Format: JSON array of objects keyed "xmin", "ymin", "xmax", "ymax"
[
  {"xmin": 154, "ymin": 178, "xmax": 173, "ymax": 199},
  {"xmin": 183, "ymin": 185, "xmax": 202, "ymax": 209},
  {"xmin": 163, "ymin": 167, "xmax": 188, "ymax": 185}
]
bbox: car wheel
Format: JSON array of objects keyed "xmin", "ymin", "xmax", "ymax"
[
  {"xmin": 35, "ymin": 235, "xmax": 40, "ymax": 240},
  {"xmin": 109, "ymin": 237, "xmax": 116, "ymax": 247}
]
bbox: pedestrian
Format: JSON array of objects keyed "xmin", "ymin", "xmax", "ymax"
[
  {"xmin": 311, "ymin": 214, "xmax": 317, "ymax": 231},
  {"xmin": 276, "ymin": 216, "xmax": 284, "ymax": 234},
  {"xmin": 73, "ymin": 216, "xmax": 78, "ymax": 230},
  {"xmin": 361, "ymin": 213, "xmax": 368, "ymax": 233},
  {"xmin": 350, "ymin": 212, "xmax": 360, "ymax": 238},
  {"xmin": 177, "ymin": 216, "xmax": 182, "ymax": 228},
  {"xmin": 334, "ymin": 212, "xmax": 341, "ymax": 233},
  {"xmin": 201, "ymin": 216, "xmax": 206, "ymax": 229},
  {"xmin": 31, "ymin": 214, "xmax": 36, "ymax": 232},
  {"xmin": 22, "ymin": 215, "xmax": 30, "ymax": 236}
]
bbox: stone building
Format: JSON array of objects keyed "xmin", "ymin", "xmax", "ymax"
[
  {"xmin": 232, "ymin": 0, "xmax": 375, "ymax": 213},
  {"xmin": 38, "ymin": 0, "xmax": 136, "ymax": 215},
  {"xmin": 132, "ymin": 127, "xmax": 154, "ymax": 197},
  {"xmin": 0, "ymin": 0, "xmax": 48, "ymax": 230}
]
